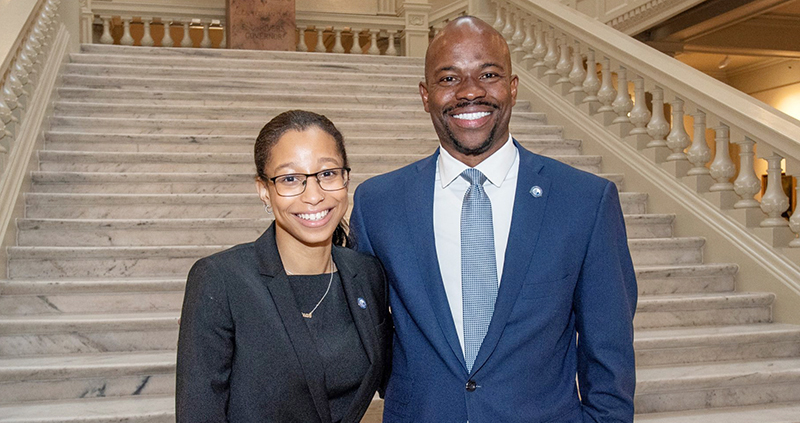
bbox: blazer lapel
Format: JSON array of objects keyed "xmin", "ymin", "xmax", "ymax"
[
  {"xmin": 256, "ymin": 224, "xmax": 332, "ymax": 423},
  {"xmin": 334, "ymin": 247, "xmax": 378, "ymax": 363},
  {"xmin": 471, "ymin": 143, "xmax": 551, "ymax": 375},
  {"xmin": 404, "ymin": 151, "xmax": 468, "ymax": 374}
]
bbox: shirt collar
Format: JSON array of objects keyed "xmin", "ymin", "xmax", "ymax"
[{"xmin": 438, "ymin": 134, "xmax": 517, "ymax": 189}]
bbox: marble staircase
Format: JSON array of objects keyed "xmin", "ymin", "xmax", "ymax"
[{"xmin": 0, "ymin": 44, "xmax": 799, "ymax": 422}]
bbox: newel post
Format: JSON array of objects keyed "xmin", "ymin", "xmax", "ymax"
[
  {"xmin": 398, "ymin": 0, "xmax": 431, "ymax": 57},
  {"xmin": 79, "ymin": 0, "xmax": 94, "ymax": 44}
]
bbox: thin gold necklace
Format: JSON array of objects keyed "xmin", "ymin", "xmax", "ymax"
[{"xmin": 285, "ymin": 255, "xmax": 335, "ymax": 319}]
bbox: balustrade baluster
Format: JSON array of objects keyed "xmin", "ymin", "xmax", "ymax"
[
  {"xmin": 181, "ymin": 21, "xmax": 192, "ymax": 47},
  {"xmin": 611, "ymin": 67, "xmax": 632, "ymax": 123},
  {"xmin": 0, "ymin": 99, "xmax": 14, "ymax": 144},
  {"xmin": 521, "ymin": 18, "xmax": 535, "ymax": 64},
  {"xmin": 555, "ymin": 37, "xmax": 571, "ymax": 84},
  {"xmin": 502, "ymin": 8, "xmax": 514, "ymax": 42},
  {"xmin": 162, "ymin": 20, "xmax": 174, "ymax": 47},
  {"xmin": 628, "ymin": 77, "xmax": 650, "ymax": 134},
  {"xmin": 121, "ymin": 18, "xmax": 134, "ymax": 46},
  {"xmin": 733, "ymin": 137, "xmax": 761, "ymax": 209},
  {"xmin": 760, "ymin": 154, "xmax": 790, "ymax": 227},
  {"xmin": 297, "ymin": 26, "xmax": 308, "ymax": 52},
  {"xmin": 221, "ymin": 25, "xmax": 226, "ymax": 48},
  {"xmin": 333, "ymin": 29, "xmax": 345, "ymax": 53},
  {"xmin": 6, "ymin": 73, "xmax": 26, "ymax": 111},
  {"xmin": 790, "ymin": 186, "xmax": 800, "ymax": 246},
  {"xmin": 511, "ymin": 13, "xmax": 525, "ymax": 53},
  {"xmin": 386, "ymin": 30, "xmax": 398, "ymax": 56},
  {"xmin": 531, "ymin": 21, "xmax": 547, "ymax": 69},
  {"xmin": 709, "ymin": 125, "xmax": 736, "ymax": 192},
  {"xmin": 141, "ymin": 18, "xmax": 154, "ymax": 47},
  {"xmin": 581, "ymin": 50, "xmax": 600, "ymax": 104},
  {"xmin": 646, "ymin": 87, "xmax": 669, "ymax": 150},
  {"xmin": 568, "ymin": 41, "xmax": 586, "ymax": 94},
  {"xmin": 543, "ymin": 28, "xmax": 558, "ymax": 76},
  {"xmin": 492, "ymin": 2, "xmax": 504, "ymax": 32},
  {"xmin": 687, "ymin": 111, "xmax": 711, "ymax": 175},
  {"xmin": 100, "ymin": 17, "xmax": 113, "ymax": 44},
  {"xmin": 201, "ymin": 21, "xmax": 212, "ymax": 48},
  {"xmin": 665, "ymin": 98, "xmax": 690, "ymax": 162},
  {"xmin": 315, "ymin": 28, "xmax": 326, "ymax": 52},
  {"xmin": 351, "ymin": 28, "xmax": 362, "ymax": 54},
  {"xmin": 368, "ymin": 30, "xmax": 381, "ymax": 55}
]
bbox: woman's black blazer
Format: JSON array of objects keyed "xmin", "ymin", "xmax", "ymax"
[{"xmin": 176, "ymin": 223, "xmax": 391, "ymax": 422}]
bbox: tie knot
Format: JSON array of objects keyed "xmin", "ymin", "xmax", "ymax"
[{"xmin": 461, "ymin": 168, "xmax": 487, "ymax": 187}]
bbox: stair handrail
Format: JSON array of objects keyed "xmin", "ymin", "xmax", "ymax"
[{"xmin": 0, "ymin": 0, "xmax": 73, "ymax": 278}]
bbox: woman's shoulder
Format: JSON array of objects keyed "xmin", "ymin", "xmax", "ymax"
[{"xmin": 193, "ymin": 241, "xmax": 258, "ymax": 272}]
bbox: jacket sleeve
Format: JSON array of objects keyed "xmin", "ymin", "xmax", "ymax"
[
  {"xmin": 575, "ymin": 181, "xmax": 638, "ymax": 422},
  {"xmin": 176, "ymin": 258, "xmax": 235, "ymax": 423}
]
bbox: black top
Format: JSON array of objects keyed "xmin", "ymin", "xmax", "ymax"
[{"xmin": 288, "ymin": 272, "xmax": 371, "ymax": 423}]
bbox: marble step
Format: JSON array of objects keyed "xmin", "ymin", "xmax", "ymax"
[
  {"xmin": 6, "ymin": 235, "xmax": 703, "ymax": 279},
  {"xmin": 635, "ymin": 323, "xmax": 800, "ymax": 366},
  {"xmin": 0, "ymin": 290, "xmax": 185, "ymax": 315},
  {"xmin": 634, "ymin": 401, "xmax": 800, "ymax": 422},
  {"xmin": 0, "ymin": 278, "xmax": 185, "ymax": 296},
  {"xmin": 63, "ymin": 63, "xmax": 425, "ymax": 84},
  {"xmin": 78, "ymin": 44, "xmax": 424, "ymax": 65},
  {"xmin": 635, "ymin": 263, "xmax": 738, "ymax": 295},
  {"xmin": 635, "ymin": 358, "xmax": 800, "ymax": 413},
  {"xmin": 629, "ymin": 237, "xmax": 705, "ymax": 266},
  {"xmin": 635, "ymin": 292, "xmax": 774, "ymax": 329},
  {"xmin": 43, "ymin": 132, "xmax": 572, "ymax": 155},
  {"xmin": 51, "ymin": 101, "xmax": 547, "ymax": 124},
  {"xmin": 0, "ymin": 312, "xmax": 179, "ymax": 356},
  {"xmin": 56, "ymin": 86, "xmax": 422, "ymax": 105},
  {"xmin": 37, "ymin": 151, "xmax": 601, "ymax": 174},
  {"xmin": 24, "ymin": 192, "xmax": 649, "ymax": 219},
  {"xmin": 0, "ymin": 395, "xmax": 174, "ymax": 423},
  {"xmin": 16, "ymin": 213, "xmax": 661, "ymax": 248},
  {"xmin": 61, "ymin": 74, "xmax": 423, "ymax": 95},
  {"xmin": 0, "ymin": 351, "xmax": 175, "ymax": 404},
  {"xmin": 28, "ymin": 171, "xmax": 622, "ymax": 194},
  {"xmin": 49, "ymin": 116, "xmax": 564, "ymax": 138}
]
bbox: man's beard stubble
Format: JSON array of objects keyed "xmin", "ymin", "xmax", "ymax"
[{"xmin": 442, "ymin": 100, "xmax": 500, "ymax": 157}]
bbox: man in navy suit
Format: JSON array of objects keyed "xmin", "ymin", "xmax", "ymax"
[{"xmin": 350, "ymin": 16, "xmax": 637, "ymax": 422}]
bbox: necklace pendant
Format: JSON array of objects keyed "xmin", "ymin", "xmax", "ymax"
[{"xmin": 302, "ymin": 312, "xmax": 313, "ymax": 319}]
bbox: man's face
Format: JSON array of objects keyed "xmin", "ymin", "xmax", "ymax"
[{"xmin": 420, "ymin": 20, "xmax": 518, "ymax": 166}]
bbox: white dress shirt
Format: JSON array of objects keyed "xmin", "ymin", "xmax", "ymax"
[{"xmin": 433, "ymin": 135, "xmax": 519, "ymax": 354}]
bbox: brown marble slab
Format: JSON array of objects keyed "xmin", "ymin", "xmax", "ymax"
[{"xmin": 226, "ymin": 0, "xmax": 295, "ymax": 50}]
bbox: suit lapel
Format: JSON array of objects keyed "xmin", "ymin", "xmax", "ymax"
[
  {"xmin": 404, "ymin": 151, "xmax": 468, "ymax": 374},
  {"xmin": 471, "ymin": 143, "xmax": 551, "ymax": 375},
  {"xmin": 256, "ymin": 225, "xmax": 332, "ymax": 423}
]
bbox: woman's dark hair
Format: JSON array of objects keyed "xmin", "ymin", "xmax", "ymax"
[{"xmin": 255, "ymin": 110, "xmax": 352, "ymax": 247}]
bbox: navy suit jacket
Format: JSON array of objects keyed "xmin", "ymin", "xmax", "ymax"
[{"xmin": 350, "ymin": 142, "xmax": 637, "ymax": 422}]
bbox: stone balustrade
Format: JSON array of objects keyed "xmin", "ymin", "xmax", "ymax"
[
  {"xmin": 0, "ymin": 0, "xmax": 61, "ymax": 177},
  {"xmin": 94, "ymin": 15, "xmax": 225, "ymax": 49},
  {"xmin": 491, "ymin": 0, "xmax": 800, "ymax": 253},
  {"xmin": 295, "ymin": 14, "xmax": 406, "ymax": 56}
]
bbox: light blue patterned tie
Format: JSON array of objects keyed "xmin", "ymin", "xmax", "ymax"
[{"xmin": 460, "ymin": 168, "xmax": 499, "ymax": 373}]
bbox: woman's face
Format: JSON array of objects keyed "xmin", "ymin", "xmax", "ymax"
[{"xmin": 256, "ymin": 127, "xmax": 349, "ymax": 248}]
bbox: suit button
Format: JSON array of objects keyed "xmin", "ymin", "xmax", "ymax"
[{"xmin": 466, "ymin": 380, "xmax": 477, "ymax": 392}]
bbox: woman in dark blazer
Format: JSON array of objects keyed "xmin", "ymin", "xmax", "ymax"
[{"xmin": 176, "ymin": 110, "xmax": 391, "ymax": 423}]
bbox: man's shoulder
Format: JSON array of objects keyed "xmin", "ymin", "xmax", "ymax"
[
  {"xmin": 519, "ymin": 145, "xmax": 610, "ymax": 190},
  {"xmin": 355, "ymin": 153, "xmax": 436, "ymax": 196}
]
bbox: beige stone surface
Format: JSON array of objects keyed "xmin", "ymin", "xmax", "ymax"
[{"xmin": 226, "ymin": 0, "xmax": 295, "ymax": 50}]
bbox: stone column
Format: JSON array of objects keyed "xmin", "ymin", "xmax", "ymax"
[
  {"xmin": 398, "ymin": 0, "xmax": 431, "ymax": 57},
  {"xmin": 226, "ymin": 0, "xmax": 295, "ymax": 50}
]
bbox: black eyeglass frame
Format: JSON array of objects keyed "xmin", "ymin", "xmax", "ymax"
[{"xmin": 266, "ymin": 167, "xmax": 352, "ymax": 197}]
